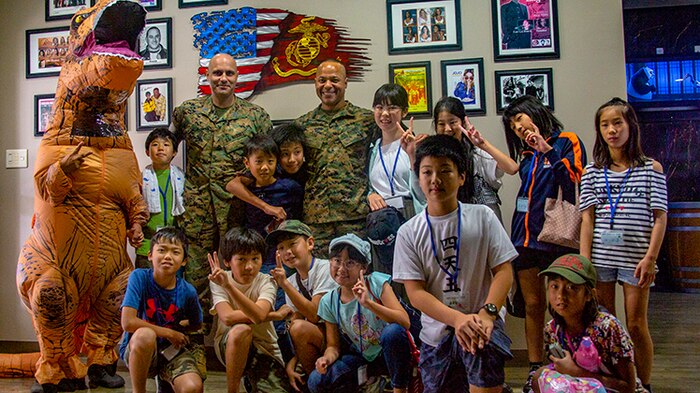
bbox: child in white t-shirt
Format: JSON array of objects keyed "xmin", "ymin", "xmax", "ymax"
[{"xmin": 393, "ymin": 135, "xmax": 518, "ymax": 393}]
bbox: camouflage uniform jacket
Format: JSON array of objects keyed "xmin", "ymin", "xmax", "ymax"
[
  {"xmin": 294, "ymin": 101, "xmax": 374, "ymax": 225},
  {"xmin": 172, "ymin": 95, "xmax": 272, "ymax": 233}
]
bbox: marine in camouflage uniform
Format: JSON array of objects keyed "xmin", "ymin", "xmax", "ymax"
[
  {"xmin": 171, "ymin": 55, "xmax": 272, "ymax": 332},
  {"xmin": 294, "ymin": 60, "xmax": 374, "ymax": 257}
]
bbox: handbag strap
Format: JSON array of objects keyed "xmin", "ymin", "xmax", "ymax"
[{"xmin": 557, "ymin": 181, "xmax": 580, "ymax": 207}]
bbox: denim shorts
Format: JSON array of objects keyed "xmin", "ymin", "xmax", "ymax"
[
  {"xmin": 419, "ymin": 318, "xmax": 511, "ymax": 391},
  {"xmin": 596, "ymin": 266, "xmax": 655, "ymax": 287}
]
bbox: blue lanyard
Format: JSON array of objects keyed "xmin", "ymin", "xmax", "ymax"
[
  {"xmin": 378, "ymin": 140, "xmax": 402, "ymax": 196},
  {"xmin": 335, "ymin": 289, "xmax": 363, "ymax": 354},
  {"xmin": 158, "ymin": 172, "xmax": 171, "ymax": 226},
  {"xmin": 309, "ymin": 257, "xmax": 315, "ymax": 271},
  {"xmin": 425, "ymin": 204, "xmax": 461, "ymax": 283},
  {"xmin": 521, "ymin": 152, "xmax": 538, "ymax": 196},
  {"xmin": 604, "ymin": 166, "xmax": 632, "ymax": 230}
]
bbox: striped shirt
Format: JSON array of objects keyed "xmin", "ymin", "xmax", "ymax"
[{"xmin": 579, "ymin": 160, "xmax": 667, "ymax": 270}]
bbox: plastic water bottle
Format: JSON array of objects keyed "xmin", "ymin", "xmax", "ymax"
[{"xmin": 574, "ymin": 336, "xmax": 600, "ymax": 373}]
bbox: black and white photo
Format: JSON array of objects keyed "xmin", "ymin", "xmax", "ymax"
[{"xmin": 139, "ymin": 18, "xmax": 172, "ymax": 69}]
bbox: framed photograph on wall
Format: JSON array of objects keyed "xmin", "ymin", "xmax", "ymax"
[
  {"xmin": 138, "ymin": 0, "xmax": 162, "ymax": 12},
  {"xmin": 26, "ymin": 27, "xmax": 71, "ymax": 79},
  {"xmin": 136, "ymin": 78, "xmax": 173, "ymax": 131},
  {"xmin": 491, "ymin": 0, "xmax": 559, "ymax": 61},
  {"xmin": 387, "ymin": 0, "xmax": 462, "ymax": 55},
  {"xmin": 45, "ymin": 0, "xmax": 88, "ymax": 21},
  {"xmin": 389, "ymin": 61, "xmax": 432, "ymax": 117},
  {"xmin": 139, "ymin": 18, "xmax": 172, "ymax": 69},
  {"xmin": 495, "ymin": 68, "xmax": 553, "ymax": 113},
  {"xmin": 179, "ymin": 0, "xmax": 228, "ymax": 9},
  {"xmin": 34, "ymin": 94, "xmax": 55, "ymax": 137},
  {"xmin": 441, "ymin": 58, "xmax": 487, "ymax": 115}
]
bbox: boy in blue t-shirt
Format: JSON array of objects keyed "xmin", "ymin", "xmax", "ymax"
[
  {"xmin": 120, "ymin": 227, "xmax": 205, "ymax": 393},
  {"xmin": 235, "ymin": 134, "xmax": 304, "ymax": 269},
  {"xmin": 135, "ymin": 128, "xmax": 185, "ymax": 272},
  {"xmin": 226, "ymin": 123, "xmax": 307, "ymax": 222}
]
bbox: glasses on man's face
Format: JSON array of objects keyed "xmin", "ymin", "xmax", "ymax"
[
  {"xmin": 330, "ymin": 257, "xmax": 361, "ymax": 269},
  {"xmin": 373, "ymin": 105, "xmax": 403, "ymax": 114}
]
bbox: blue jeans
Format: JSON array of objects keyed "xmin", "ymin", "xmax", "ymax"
[{"xmin": 308, "ymin": 323, "xmax": 411, "ymax": 392}]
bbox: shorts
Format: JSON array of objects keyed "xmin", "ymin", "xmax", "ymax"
[
  {"xmin": 419, "ymin": 318, "xmax": 511, "ymax": 391},
  {"xmin": 218, "ymin": 326, "xmax": 290, "ymax": 392},
  {"xmin": 512, "ymin": 247, "xmax": 565, "ymax": 272},
  {"xmin": 123, "ymin": 341, "xmax": 206, "ymax": 384},
  {"xmin": 596, "ymin": 266, "xmax": 655, "ymax": 287}
]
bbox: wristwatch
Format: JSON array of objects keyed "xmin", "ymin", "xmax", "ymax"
[{"xmin": 481, "ymin": 303, "xmax": 498, "ymax": 317}]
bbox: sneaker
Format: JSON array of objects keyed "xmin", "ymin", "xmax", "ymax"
[
  {"xmin": 87, "ymin": 364, "xmax": 125, "ymax": 389},
  {"xmin": 522, "ymin": 368, "xmax": 537, "ymax": 393},
  {"xmin": 30, "ymin": 381, "xmax": 58, "ymax": 393}
]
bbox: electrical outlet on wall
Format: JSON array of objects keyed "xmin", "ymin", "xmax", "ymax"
[{"xmin": 6, "ymin": 149, "xmax": 28, "ymax": 168}]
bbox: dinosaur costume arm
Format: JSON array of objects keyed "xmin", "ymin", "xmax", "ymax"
[{"xmin": 35, "ymin": 151, "xmax": 74, "ymax": 207}]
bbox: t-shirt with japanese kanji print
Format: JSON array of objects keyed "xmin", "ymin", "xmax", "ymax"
[
  {"xmin": 316, "ymin": 272, "xmax": 391, "ymax": 362},
  {"xmin": 119, "ymin": 268, "xmax": 202, "ymax": 360},
  {"xmin": 392, "ymin": 203, "xmax": 518, "ymax": 347},
  {"xmin": 544, "ymin": 311, "xmax": 635, "ymax": 370}
]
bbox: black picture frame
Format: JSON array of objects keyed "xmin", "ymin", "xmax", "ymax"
[
  {"xmin": 494, "ymin": 68, "xmax": 554, "ymax": 113},
  {"xmin": 389, "ymin": 61, "xmax": 433, "ymax": 118},
  {"xmin": 136, "ymin": 78, "xmax": 173, "ymax": 131},
  {"xmin": 139, "ymin": 18, "xmax": 173, "ymax": 70},
  {"xmin": 491, "ymin": 0, "xmax": 560, "ymax": 62},
  {"xmin": 178, "ymin": 0, "xmax": 228, "ymax": 9},
  {"xmin": 26, "ymin": 26, "xmax": 71, "ymax": 79},
  {"xmin": 45, "ymin": 0, "xmax": 88, "ymax": 21},
  {"xmin": 441, "ymin": 58, "xmax": 487, "ymax": 116},
  {"xmin": 387, "ymin": 0, "xmax": 462, "ymax": 55},
  {"xmin": 138, "ymin": 0, "xmax": 162, "ymax": 12},
  {"xmin": 34, "ymin": 94, "xmax": 55, "ymax": 137}
]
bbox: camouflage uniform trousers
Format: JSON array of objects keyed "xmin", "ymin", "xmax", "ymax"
[{"xmin": 308, "ymin": 218, "xmax": 366, "ymax": 259}]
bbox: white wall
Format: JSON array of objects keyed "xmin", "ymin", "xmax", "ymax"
[{"xmin": 0, "ymin": 0, "xmax": 627, "ymax": 347}]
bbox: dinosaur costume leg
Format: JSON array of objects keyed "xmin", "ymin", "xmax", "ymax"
[
  {"xmin": 82, "ymin": 267, "xmax": 131, "ymax": 366},
  {"xmin": 18, "ymin": 248, "xmax": 86, "ymax": 384}
]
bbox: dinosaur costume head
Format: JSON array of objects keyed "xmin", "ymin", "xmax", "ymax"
[{"xmin": 45, "ymin": 0, "xmax": 146, "ymax": 147}]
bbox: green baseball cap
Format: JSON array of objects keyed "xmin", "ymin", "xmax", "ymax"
[
  {"xmin": 265, "ymin": 220, "xmax": 313, "ymax": 246},
  {"xmin": 539, "ymin": 254, "xmax": 597, "ymax": 287}
]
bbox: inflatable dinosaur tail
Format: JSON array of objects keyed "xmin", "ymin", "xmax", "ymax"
[{"xmin": 0, "ymin": 352, "xmax": 40, "ymax": 378}]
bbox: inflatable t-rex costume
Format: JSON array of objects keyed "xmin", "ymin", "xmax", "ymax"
[{"xmin": 15, "ymin": 1, "xmax": 147, "ymax": 391}]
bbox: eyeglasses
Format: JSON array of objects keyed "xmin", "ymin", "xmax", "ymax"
[
  {"xmin": 330, "ymin": 258, "xmax": 361, "ymax": 269},
  {"xmin": 373, "ymin": 105, "xmax": 403, "ymax": 114}
]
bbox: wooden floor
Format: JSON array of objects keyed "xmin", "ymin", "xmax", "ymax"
[{"xmin": 1, "ymin": 291, "xmax": 697, "ymax": 392}]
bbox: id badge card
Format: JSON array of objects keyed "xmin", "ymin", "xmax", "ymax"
[
  {"xmin": 516, "ymin": 197, "xmax": 529, "ymax": 213},
  {"xmin": 601, "ymin": 229, "xmax": 624, "ymax": 246},
  {"xmin": 357, "ymin": 364, "xmax": 368, "ymax": 385},
  {"xmin": 160, "ymin": 345, "xmax": 181, "ymax": 361},
  {"xmin": 444, "ymin": 292, "xmax": 462, "ymax": 308},
  {"xmin": 385, "ymin": 195, "xmax": 404, "ymax": 210}
]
